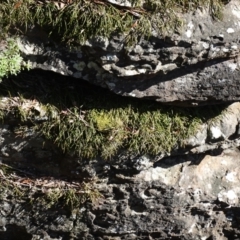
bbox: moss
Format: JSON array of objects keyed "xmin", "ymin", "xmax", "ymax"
[
  {"xmin": 39, "ymin": 103, "xmax": 202, "ymax": 159},
  {"xmin": 0, "ymin": 0, "xmax": 227, "ymax": 46},
  {"xmin": 0, "ymin": 38, "xmax": 30, "ymax": 81},
  {"xmin": 0, "ymin": 95, "xmax": 58, "ymax": 123},
  {"xmin": 90, "ymin": 110, "xmax": 125, "ymax": 132},
  {"xmin": 0, "ymin": 91, "xmax": 203, "ymax": 159},
  {"xmin": 37, "ymin": 90, "xmax": 227, "ymax": 159},
  {"xmin": 0, "ymin": 70, "xmax": 226, "ymax": 160}
]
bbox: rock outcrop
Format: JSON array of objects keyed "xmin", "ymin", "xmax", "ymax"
[
  {"xmin": 12, "ymin": 0, "xmax": 240, "ymax": 106},
  {"xmin": 1, "ymin": 1, "xmax": 240, "ymax": 239},
  {"xmin": 0, "ymin": 76, "xmax": 240, "ymax": 239}
]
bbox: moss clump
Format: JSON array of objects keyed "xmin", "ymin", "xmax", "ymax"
[
  {"xmin": 42, "ymin": 181, "xmax": 102, "ymax": 210},
  {"xmin": 90, "ymin": 110, "xmax": 125, "ymax": 132},
  {"xmin": 0, "ymin": 94, "xmax": 202, "ymax": 159},
  {"xmin": 0, "ymin": 0, "xmax": 226, "ymax": 45},
  {"xmin": 0, "ymin": 70, "xmax": 226, "ymax": 160},
  {"xmin": 0, "ymin": 39, "xmax": 30, "ymax": 81},
  {"xmin": 0, "ymin": 95, "xmax": 58, "ymax": 122},
  {"xmin": 40, "ymin": 104, "xmax": 202, "ymax": 159}
]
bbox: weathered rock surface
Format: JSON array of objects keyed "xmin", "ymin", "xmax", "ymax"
[
  {"xmin": 2, "ymin": 1, "xmax": 240, "ymax": 238},
  {"xmin": 1, "ymin": 101, "xmax": 240, "ymax": 239},
  {"xmin": 12, "ymin": 0, "xmax": 240, "ymax": 106}
]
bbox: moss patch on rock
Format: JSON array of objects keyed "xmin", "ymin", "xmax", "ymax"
[
  {"xmin": 0, "ymin": 0, "xmax": 227, "ymax": 45},
  {"xmin": 40, "ymin": 104, "xmax": 202, "ymax": 159},
  {"xmin": 0, "ymin": 70, "xmax": 226, "ymax": 160},
  {"xmin": 0, "ymin": 38, "xmax": 30, "ymax": 82}
]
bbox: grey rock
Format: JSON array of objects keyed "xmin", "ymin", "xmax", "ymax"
[
  {"xmin": 0, "ymin": 113, "xmax": 240, "ymax": 239},
  {"xmin": 208, "ymin": 102, "xmax": 240, "ymax": 140},
  {"xmin": 2, "ymin": 1, "xmax": 240, "ymax": 238},
  {"xmin": 8, "ymin": 0, "xmax": 240, "ymax": 106},
  {"xmin": 184, "ymin": 123, "xmax": 208, "ymax": 147}
]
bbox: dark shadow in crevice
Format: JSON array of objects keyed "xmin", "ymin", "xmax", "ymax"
[
  {"xmin": 112, "ymin": 187, "xmax": 125, "ymax": 200},
  {"xmin": 0, "ymin": 224, "xmax": 32, "ymax": 240},
  {"xmin": 0, "ymin": 69, "xmax": 228, "ymax": 115}
]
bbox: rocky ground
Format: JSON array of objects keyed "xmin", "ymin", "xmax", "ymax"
[
  {"xmin": 13, "ymin": 0, "xmax": 240, "ymax": 106},
  {"xmin": 0, "ymin": 70, "xmax": 240, "ymax": 239},
  {"xmin": 1, "ymin": 1, "xmax": 240, "ymax": 239}
]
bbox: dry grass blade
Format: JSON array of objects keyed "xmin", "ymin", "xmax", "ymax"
[{"xmin": 0, "ymin": 162, "xmax": 102, "ymax": 210}]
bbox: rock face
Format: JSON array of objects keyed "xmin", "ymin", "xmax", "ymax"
[
  {"xmin": 13, "ymin": 0, "xmax": 240, "ymax": 106},
  {"xmin": 90, "ymin": 149, "xmax": 240, "ymax": 240},
  {"xmin": 1, "ymin": 100, "xmax": 240, "ymax": 239},
  {"xmin": 2, "ymin": 1, "xmax": 240, "ymax": 239}
]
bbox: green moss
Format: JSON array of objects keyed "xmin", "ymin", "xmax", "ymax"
[
  {"xmin": 90, "ymin": 110, "xmax": 125, "ymax": 132},
  {"xmin": 0, "ymin": 96, "xmax": 213, "ymax": 159},
  {"xmin": 0, "ymin": 0, "xmax": 226, "ymax": 45},
  {"xmin": 40, "ymin": 104, "xmax": 202, "ymax": 159},
  {"xmin": 128, "ymin": 110, "xmax": 201, "ymax": 154},
  {"xmin": 0, "ymin": 39, "xmax": 30, "ymax": 81},
  {"xmin": 0, "ymin": 70, "xmax": 227, "ymax": 160}
]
